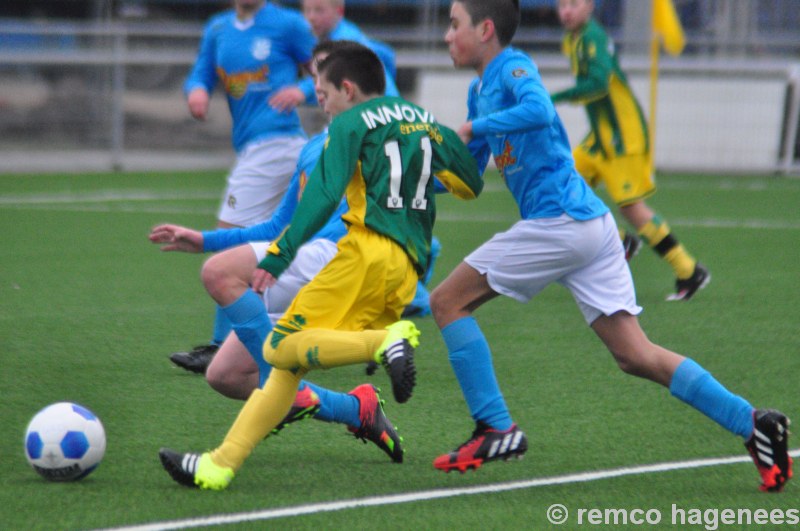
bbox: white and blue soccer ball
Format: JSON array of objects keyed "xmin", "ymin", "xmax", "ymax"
[{"xmin": 24, "ymin": 402, "xmax": 106, "ymax": 481}]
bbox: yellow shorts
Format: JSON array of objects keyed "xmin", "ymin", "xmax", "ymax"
[
  {"xmin": 573, "ymin": 146, "xmax": 655, "ymax": 207},
  {"xmin": 270, "ymin": 226, "xmax": 418, "ymax": 344}
]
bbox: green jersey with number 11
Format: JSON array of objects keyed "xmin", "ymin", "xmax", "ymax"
[{"xmin": 261, "ymin": 95, "xmax": 483, "ymax": 278}]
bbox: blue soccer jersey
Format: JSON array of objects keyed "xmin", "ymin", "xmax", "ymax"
[
  {"xmin": 298, "ymin": 18, "xmax": 399, "ymax": 103},
  {"xmin": 185, "ymin": 3, "xmax": 315, "ymax": 152},
  {"xmin": 467, "ymin": 48, "xmax": 608, "ymax": 221},
  {"xmin": 202, "ymin": 130, "xmax": 347, "ymax": 252}
]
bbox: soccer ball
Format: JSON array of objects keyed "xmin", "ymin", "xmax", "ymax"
[{"xmin": 24, "ymin": 402, "xmax": 106, "ymax": 481}]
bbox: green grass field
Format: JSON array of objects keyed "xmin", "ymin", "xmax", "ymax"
[{"xmin": 2, "ymin": 170, "xmax": 799, "ymax": 530}]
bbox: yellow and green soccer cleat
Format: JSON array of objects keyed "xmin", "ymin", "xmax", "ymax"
[
  {"xmin": 374, "ymin": 320, "xmax": 419, "ymax": 404},
  {"xmin": 159, "ymin": 449, "xmax": 234, "ymax": 491}
]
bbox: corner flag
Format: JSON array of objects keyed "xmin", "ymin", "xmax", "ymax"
[{"xmin": 653, "ymin": 0, "xmax": 685, "ymax": 56}]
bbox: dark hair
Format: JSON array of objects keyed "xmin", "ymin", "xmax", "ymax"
[
  {"xmin": 312, "ymin": 39, "xmax": 365, "ymax": 59},
  {"xmin": 455, "ymin": 0, "xmax": 520, "ymax": 46},
  {"xmin": 316, "ymin": 43, "xmax": 386, "ymax": 96}
]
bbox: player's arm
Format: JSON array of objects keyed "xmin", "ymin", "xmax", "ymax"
[
  {"xmin": 432, "ymin": 125, "xmax": 483, "ymax": 200},
  {"xmin": 471, "ymin": 59, "xmax": 556, "ymax": 137},
  {"xmin": 184, "ymin": 20, "xmax": 221, "ymax": 120},
  {"xmin": 551, "ymin": 32, "xmax": 613, "ymax": 104},
  {"xmin": 270, "ymin": 78, "xmax": 313, "ymax": 112},
  {"xmin": 184, "ymin": 20, "xmax": 219, "ymax": 97},
  {"xmin": 268, "ymin": 12, "xmax": 316, "ymax": 112},
  {"xmin": 456, "ymin": 79, "xmax": 494, "ymax": 175},
  {"xmin": 258, "ymin": 119, "xmax": 358, "ymax": 278},
  {"xmin": 149, "ymin": 224, "xmax": 203, "ymax": 253}
]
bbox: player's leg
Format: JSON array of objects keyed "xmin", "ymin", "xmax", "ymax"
[
  {"xmin": 159, "ymin": 367, "xmax": 305, "ymax": 490},
  {"xmin": 193, "ymin": 240, "xmax": 401, "ymax": 459},
  {"xmin": 260, "ymin": 240, "xmax": 375, "ymax": 433},
  {"xmin": 402, "ymin": 235, "xmax": 441, "ymax": 317},
  {"xmin": 158, "ymin": 233, "xmax": 419, "ymax": 488},
  {"xmin": 577, "ymin": 214, "xmax": 790, "ymax": 492},
  {"xmin": 168, "ymin": 136, "xmax": 307, "ymax": 374},
  {"xmin": 168, "ymin": 140, "xmax": 293, "ymax": 374},
  {"xmin": 205, "ymin": 332, "xmax": 259, "ymax": 400},
  {"xmin": 265, "ymin": 230, "xmax": 419, "ymax": 403},
  {"xmin": 622, "ymin": 200, "xmax": 710, "ymax": 300},
  {"xmin": 432, "ymin": 219, "xmax": 594, "ymax": 472},
  {"xmin": 430, "ymin": 261, "xmax": 504, "ymax": 424},
  {"xmin": 592, "ymin": 311, "xmax": 791, "ymax": 490},
  {"xmin": 430, "ymin": 262, "xmax": 527, "ymax": 472},
  {"xmin": 609, "ymin": 154, "xmax": 709, "ymax": 300},
  {"xmin": 201, "ymin": 246, "xmax": 273, "ymax": 381}
]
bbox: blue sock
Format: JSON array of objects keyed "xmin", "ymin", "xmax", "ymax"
[
  {"xmin": 211, "ymin": 305, "xmax": 233, "ymax": 345},
  {"xmin": 407, "ymin": 282, "xmax": 430, "ymax": 316},
  {"xmin": 670, "ymin": 358, "xmax": 754, "ymax": 439},
  {"xmin": 220, "ymin": 290, "xmax": 272, "ymax": 385},
  {"xmin": 442, "ymin": 316, "xmax": 512, "ymax": 430},
  {"xmin": 423, "ymin": 236, "xmax": 441, "ymax": 286},
  {"xmin": 302, "ymin": 382, "xmax": 360, "ymax": 427}
]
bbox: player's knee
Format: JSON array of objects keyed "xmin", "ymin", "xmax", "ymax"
[
  {"xmin": 205, "ymin": 364, "xmax": 253, "ymax": 400},
  {"xmin": 429, "ymin": 284, "xmax": 460, "ymax": 326},
  {"xmin": 612, "ymin": 353, "xmax": 640, "ymax": 376},
  {"xmin": 200, "ymin": 255, "xmax": 229, "ymax": 298},
  {"xmin": 262, "ymin": 332, "xmax": 292, "ymax": 368},
  {"xmin": 262, "ymin": 337, "xmax": 278, "ymax": 365},
  {"xmin": 429, "ymin": 285, "xmax": 446, "ymax": 317},
  {"xmin": 204, "ymin": 364, "xmax": 227, "ymax": 394},
  {"xmin": 609, "ymin": 348, "xmax": 657, "ymax": 380}
]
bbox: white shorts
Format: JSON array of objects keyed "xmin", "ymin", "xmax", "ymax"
[
  {"xmin": 250, "ymin": 238, "xmax": 339, "ymax": 325},
  {"xmin": 464, "ymin": 213, "xmax": 642, "ymax": 325},
  {"xmin": 218, "ymin": 135, "xmax": 306, "ymax": 227}
]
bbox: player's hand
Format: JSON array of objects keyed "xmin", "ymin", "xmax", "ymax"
[
  {"xmin": 269, "ymin": 87, "xmax": 305, "ymax": 113},
  {"xmin": 251, "ymin": 268, "xmax": 277, "ymax": 294},
  {"xmin": 457, "ymin": 121, "xmax": 473, "ymax": 144},
  {"xmin": 187, "ymin": 88, "xmax": 210, "ymax": 121},
  {"xmin": 149, "ymin": 224, "xmax": 204, "ymax": 253}
]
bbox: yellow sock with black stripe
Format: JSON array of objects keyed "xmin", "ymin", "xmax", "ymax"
[
  {"xmin": 638, "ymin": 216, "xmax": 697, "ymax": 279},
  {"xmin": 638, "ymin": 216, "xmax": 697, "ymax": 280},
  {"xmin": 264, "ymin": 329, "xmax": 388, "ymax": 370},
  {"xmin": 210, "ymin": 368, "xmax": 303, "ymax": 471}
]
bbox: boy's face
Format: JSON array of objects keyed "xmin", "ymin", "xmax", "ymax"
[
  {"xmin": 303, "ymin": 0, "xmax": 342, "ymax": 37},
  {"xmin": 311, "ymin": 52, "xmax": 330, "ymax": 108},
  {"xmin": 557, "ymin": 0, "xmax": 594, "ymax": 32},
  {"xmin": 445, "ymin": 2, "xmax": 481, "ymax": 69},
  {"xmin": 316, "ymin": 73, "xmax": 352, "ymax": 117}
]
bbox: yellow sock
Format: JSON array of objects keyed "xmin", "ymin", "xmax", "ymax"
[
  {"xmin": 638, "ymin": 217, "xmax": 696, "ymax": 279},
  {"xmin": 265, "ymin": 329, "xmax": 387, "ymax": 370},
  {"xmin": 210, "ymin": 368, "xmax": 302, "ymax": 471},
  {"xmin": 664, "ymin": 245, "xmax": 697, "ymax": 279}
]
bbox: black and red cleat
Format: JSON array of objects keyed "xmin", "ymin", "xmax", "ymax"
[
  {"xmin": 347, "ymin": 384, "xmax": 404, "ymax": 463},
  {"xmin": 745, "ymin": 409, "xmax": 792, "ymax": 492},
  {"xmin": 434, "ymin": 421, "xmax": 527, "ymax": 473},
  {"xmin": 271, "ymin": 385, "xmax": 321, "ymax": 435}
]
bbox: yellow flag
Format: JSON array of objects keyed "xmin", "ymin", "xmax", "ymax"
[{"xmin": 653, "ymin": 0, "xmax": 685, "ymax": 56}]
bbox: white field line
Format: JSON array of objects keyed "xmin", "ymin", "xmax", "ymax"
[
  {"xmin": 102, "ymin": 449, "xmax": 800, "ymax": 531},
  {"xmin": 0, "ymin": 190, "xmax": 221, "ymax": 204},
  {"xmin": 2, "ymin": 189, "xmax": 799, "ymax": 230}
]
